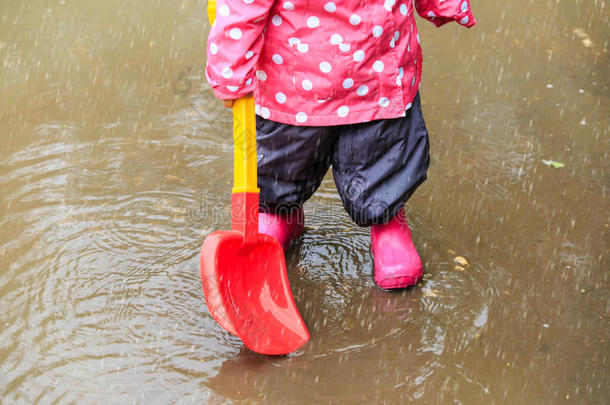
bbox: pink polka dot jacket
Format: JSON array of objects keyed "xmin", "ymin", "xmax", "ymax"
[{"xmin": 206, "ymin": 0, "xmax": 476, "ymax": 126}]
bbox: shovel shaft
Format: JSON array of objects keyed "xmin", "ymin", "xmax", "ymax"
[
  {"xmin": 208, "ymin": 1, "xmax": 259, "ymax": 240},
  {"xmin": 207, "ymin": 0, "xmax": 216, "ymax": 24},
  {"xmin": 231, "ymin": 192, "xmax": 258, "ymax": 242},
  {"xmin": 208, "ymin": 3, "xmax": 258, "ymax": 195},
  {"xmin": 207, "ymin": 1, "xmax": 258, "ymax": 193},
  {"xmin": 232, "ymin": 96, "xmax": 260, "ymax": 242},
  {"xmin": 232, "ymin": 96, "xmax": 259, "ymax": 194}
]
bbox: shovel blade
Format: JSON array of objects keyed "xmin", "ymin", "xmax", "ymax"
[{"xmin": 201, "ymin": 230, "xmax": 309, "ymax": 355}]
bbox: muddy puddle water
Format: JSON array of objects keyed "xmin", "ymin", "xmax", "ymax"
[{"xmin": 1, "ymin": 0, "xmax": 608, "ymax": 403}]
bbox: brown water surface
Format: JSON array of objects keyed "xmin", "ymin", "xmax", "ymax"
[{"xmin": 1, "ymin": 0, "xmax": 608, "ymax": 403}]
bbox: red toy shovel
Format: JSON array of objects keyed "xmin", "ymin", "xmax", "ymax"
[{"xmin": 199, "ymin": 41, "xmax": 309, "ymax": 352}]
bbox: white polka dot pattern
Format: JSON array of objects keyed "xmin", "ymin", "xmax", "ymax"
[
  {"xmin": 302, "ymin": 79, "xmax": 313, "ymax": 90},
  {"xmin": 307, "ymin": 16, "xmax": 320, "ymax": 28},
  {"xmin": 384, "ymin": 0, "xmax": 396, "ymax": 12},
  {"xmin": 229, "ymin": 28, "xmax": 241, "ymax": 40},
  {"xmin": 295, "ymin": 112, "xmax": 308, "ymax": 123},
  {"xmin": 349, "ymin": 14, "xmax": 361, "ymax": 25},
  {"xmin": 356, "ymin": 85, "xmax": 369, "ymax": 96},
  {"xmin": 275, "ymin": 92, "xmax": 287, "ymax": 104},
  {"xmin": 219, "ymin": 4, "xmax": 230, "ymax": 16},
  {"xmin": 339, "ymin": 43, "xmax": 350, "ymax": 52},
  {"xmin": 324, "ymin": 2, "xmax": 336, "ymax": 12},
  {"xmin": 373, "ymin": 60, "xmax": 384, "ymax": 72},
  {"xmin": 221, "ymin": 67, "xmax": 233, "ymax": 79},
  {"xmin": 337, "ymin": 105, "xmax": 349, "ymax": 117},
  {"xmin": 342, "ymin": 78, "xmax": 354, "ymax": 89}
]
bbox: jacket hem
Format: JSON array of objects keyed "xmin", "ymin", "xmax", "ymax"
[{"xmin": 256, "ymin": 92, "xmax": 418, "ymax": 127}]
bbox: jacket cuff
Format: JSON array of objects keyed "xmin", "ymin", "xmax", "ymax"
[
  {"xmin": 428, "ymin": 10, "xmax": 477, "ymax": 28},
  {"xmin": 455, "ymin": 10, "xmax": 477, "ymax": 28},
  {"xmin": 205, "ymin": 65, "xmax": 256, "ymax": 100}
]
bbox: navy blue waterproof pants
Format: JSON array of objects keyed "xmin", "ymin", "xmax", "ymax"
[{"xmin": 256, "ymin": 93, "xmax": 430, "ymax": 227}]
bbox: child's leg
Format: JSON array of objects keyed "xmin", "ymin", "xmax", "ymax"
[
  {"xmin": 256, "ymin": 116, "xmax": 338, "ymax": 248},
  {"xmin": 331, "ymin": 93, "xmax": 430, "ymax": 227},
  {"xmin": 331, "ymin": 93, "xmax": 430, "ymax": 288}
]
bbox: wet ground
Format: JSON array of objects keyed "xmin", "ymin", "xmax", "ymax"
[{"xmin": 1, "ymin": 0, "xmax": 609, "ymax": 403}]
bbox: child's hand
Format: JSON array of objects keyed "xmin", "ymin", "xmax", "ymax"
[{"xmin": 220, "ymin": 92, "xmax": 252, "ymax": 109}]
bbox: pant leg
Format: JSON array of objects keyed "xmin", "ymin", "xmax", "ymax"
[
  {"xmin": 256, "ymin": 116, "xmax": 338, "ymax": 213},
  {"xmin": 331, "ymin": 93, "xmax": 430, "ymax": 226}
]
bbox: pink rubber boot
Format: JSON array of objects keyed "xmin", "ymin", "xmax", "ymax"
[
  {"xmin": 258, "ymin": 206, "xmax": 304, "ymax": 251},
  {"xmin": 370, "ymin": 207, "xmax": 423, "ymax": 289}
]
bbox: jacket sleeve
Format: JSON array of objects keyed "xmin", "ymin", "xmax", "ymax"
[
  {"xmin": 414, "ymin": 0, "xmax": 477, "ymax": 28},
  {"xmin": 205, "ymin": 0, "xmax": 275, "ymax": 100}
]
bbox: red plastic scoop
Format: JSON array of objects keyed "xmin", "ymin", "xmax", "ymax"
[{"xmin": 200, "ymin": 92, "xmax": 309, "ymax": 354}]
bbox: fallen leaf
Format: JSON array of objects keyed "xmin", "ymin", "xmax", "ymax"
[
  {"xmin": 573, "ymin": 28, "xmax": 594, "ymax": 48},
  {"xmin": 165, "ymin": 174, "xmax": 185, "ymax": 181},
  {"xmin": 454, "ymin": 256, "xmax": 469, "ymax": 266},
  {"xmin": 454, "ymin": 265, "xmax": 466, "ymax": 272},
  {"xmin": 542, "ymin": 159, "xmax": 565, "ymax": 168}
]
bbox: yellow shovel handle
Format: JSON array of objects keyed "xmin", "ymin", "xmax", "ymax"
[
  {"xmin": 207, "ymin": 0, "xmax": 259, "ymax": 194},
  {"xmin": 207, "ymin": 0, "xmax": 216, "ymax": 24},
  {"xmin": 232, "ymin": 96, "xmax": 259, "ymax": 193}
]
